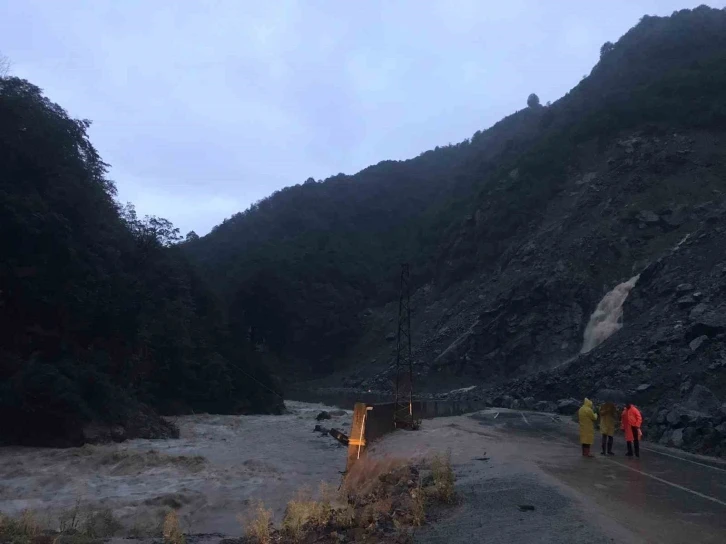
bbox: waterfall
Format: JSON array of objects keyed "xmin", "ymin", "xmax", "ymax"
[{"xmin": 581, "ymin": 275, "xmax": 640, "ymax": 353}]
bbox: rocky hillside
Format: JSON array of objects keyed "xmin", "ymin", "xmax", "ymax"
[
  {"xmin": 186, "ymin": 6, "xmax": 726, "ymax": 456},
  {"xmin": 449, "ymin": 192, "xmax": 726, "ymax": 456}
]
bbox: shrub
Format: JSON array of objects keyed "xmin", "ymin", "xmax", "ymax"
[
  {"xmin": 162, "ymin": 510, "xmax": 185, "ymax": 544},
  {"xmin": 83, "ymin": 508, "xmax": 122, "ymax": 538},
  {"xmin": 0, "ymin": 510, "xmax": 41, "ymax": 544},
  {"xmin": 240, "ymin": 502, "xmax": 272, "ymax": 544}
]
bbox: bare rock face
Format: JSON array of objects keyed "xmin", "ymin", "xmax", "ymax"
[{"xmin": 445, "ymin": 192, "xmax": 726, "ymax": 457}]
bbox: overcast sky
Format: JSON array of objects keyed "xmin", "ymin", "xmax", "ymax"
[{"xmin": 2, "ymin": 1, "xmax": 724, "ymax": 235}]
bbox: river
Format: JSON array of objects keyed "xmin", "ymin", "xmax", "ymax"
[{"xmin": 0, "ymin": 401, "xmax": 351, "ymax": 536}]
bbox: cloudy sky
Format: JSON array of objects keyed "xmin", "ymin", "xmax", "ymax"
[{"xmin": 2, "ymin": 1, "xmax": 723, "ymax": 235}]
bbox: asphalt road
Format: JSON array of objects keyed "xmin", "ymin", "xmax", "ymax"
[
  {"xmin": 472, "ymin": 409, "xmax": 726, "ymax": 543},
  {"xmin": 369, "ymin": 408, "xmax": 726, "ymax": 543}
]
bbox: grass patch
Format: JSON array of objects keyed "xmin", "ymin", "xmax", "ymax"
[
  {"xmin": 0, "ymin": 505, "xmax": 124, "ymax": 544},
  {"xmin": 162, "ymin": 510, "xmax": 185, "ymax": 544},
  {"xmin": 410, "ymin": 482, "xmax": 426, "ymax": 526},
  {"xmin": 281, "ymin": 488, "xmax": 331, "ymax": 542},
  {"xmin": 234, "ymin": 456, "xmax": 452, "ymax": 544},
  {"xmin": 0, "ymin": 510, "xmax": 41, "ymax": 544},
  {"xmin": 429, "ymin": 452, "xmax": 456, "ymax": 504},
  {"xmin": 82, "ymin": 508, "xmax": 122, "ymax": 539},
  {"xmin": 239, "ymin": 502, "xmax": 272, "ymax": 544}
]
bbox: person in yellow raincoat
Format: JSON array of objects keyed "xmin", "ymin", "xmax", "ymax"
[
  {"xmin": 578, "ymin": 398, "xmax": 598, "ymax": 457},
  {"xmin": 598, "ymin": 402, "xmax": 617, "ymax": 456}
]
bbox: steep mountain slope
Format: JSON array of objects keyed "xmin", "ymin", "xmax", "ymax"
[
  {"xmin": 0, "ymin": 77, "xmax": 282, "ymax": 446},
  {"xmin": 184, "ymin": 104, "xmax": 548, "ymax": 376},
  {"xmin": 189, "ymin": 5, "xmax": 726, "ymax": 394}
]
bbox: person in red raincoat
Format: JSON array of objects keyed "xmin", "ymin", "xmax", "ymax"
[{"xmin": 621, "ymin": 403, "xmax": 643, "ymax": 458}]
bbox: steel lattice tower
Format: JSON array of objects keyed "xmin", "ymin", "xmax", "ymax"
[{"xmin": 394, "ymin": 263, "xmax": 414, "ymax": 429}]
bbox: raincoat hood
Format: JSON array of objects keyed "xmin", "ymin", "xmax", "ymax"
[{"xmin": 578, "ymin": 398, "xmax": 598, "ymax": 445}]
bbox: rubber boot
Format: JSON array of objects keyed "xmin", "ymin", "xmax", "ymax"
[
  {"xmin": 584, "ymin": 445, "xmax": 594, "ymax": 458},
  {"xmin": 607, "ymin": 435, "xmax": 615, "ymax": 456}
]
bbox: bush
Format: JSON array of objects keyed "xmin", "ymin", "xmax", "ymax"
[
  {"xmin": 240, "ymin": 502, "xmax": 272, "ymax": 544},
  {"xmin": 162, "ymin": 511, "xmax": 184, "ymax": 544},
  {"xmin": 0, "ymin": 510, "xmax": 40, "ymax": 544}
]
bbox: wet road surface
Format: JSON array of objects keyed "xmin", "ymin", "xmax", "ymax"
[
  {"xmin": 472, "ymin": 409, "xmax": 726, "ymax": 543},
  {"xmin": 369, "ymin": 409, "xmax": 726, "ymax": 543}
]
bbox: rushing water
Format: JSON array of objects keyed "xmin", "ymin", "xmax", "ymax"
[
  {"xmin": 0, "ymin": 401, "xmax": 351, "ymax": 537},
  {"xmin": 581, "ymin": 275, "xmax": 640, "ymax": 353}
]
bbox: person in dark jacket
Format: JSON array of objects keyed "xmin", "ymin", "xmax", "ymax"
[{"xmin": 599, "ymin": 402, "xmax": 617, "ymax": 455}]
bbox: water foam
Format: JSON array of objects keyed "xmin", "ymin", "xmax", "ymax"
[{"xmin": 581, "ymin": 275, "xmax": 639, "ymax": 353}]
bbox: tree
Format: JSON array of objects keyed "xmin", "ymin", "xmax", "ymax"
[
  {"xmin": 0, "ymin": 77, "xmax": 282, "ymax": 445},
  {"xmin": 120, "ymin": 203, "xmax": 181, "ymax": 247},
  {"xmin": 527, "ymin": 93, "xmax": 540, "ymax": 108},
  {"xmin": 600, "ymin": 41, "xmax": 615, "ymax": 58},
  {"xmin": 185, "ymin": 231, "xmax": 200, "ymax": 242},
  {"xmin": 0, "ymin": 53, "xmax": 9, "ymax": 78}
]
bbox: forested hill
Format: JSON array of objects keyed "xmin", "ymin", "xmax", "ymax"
[
  {"xmin": 185, "ymin": 6, "xmax": 726, "ymax": 379},
  {"xmin": 0, "ymin": 77, "xmax": 282, "ymax": 447}
]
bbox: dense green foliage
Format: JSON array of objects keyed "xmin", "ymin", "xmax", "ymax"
[
  {"xmin": 186, "ymin": 6, "xmax": 726, "ymax": 377},
  {"xmin": 0, "ymin": 77, "xmax": 281, "ymax": 446}
]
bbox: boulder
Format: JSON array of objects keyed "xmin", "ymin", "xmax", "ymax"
[
  {"xmin": 636, "ymin": 383, "xmax": 652, "ymax": 393},
  {"xmin": 82, "ymin": 423, "xmax": 112, "ymax": 444},
  {"xmin": 557, "ymin": 398, "xmax": 580, "ymax": 415},
  {"xmin": 638, "ymin": 210, "xmax": 660, "ymax": 224},
  {"xmin": 677, "ymin": 295, "xmax": 696, "ymax": 308},
  {"xmin": 495, "ymin": 395, "xmax": 515, "ymax": 409},
  {"xmin": 596, "ymin": 388, "xmax": 626, "ymax": 403},
  {"xmin": 689, "ymin": 303, "xmax": 709, "ymax": 320},
  {"xmin": 316, "ymin": 411, "xmax": 332, "ymax": 421},
  {"xmin": 684, "ymin": 385, "xmax": 721, "ymax": 415},
  {"xmin": 670, "ymin": 428, "xmax": 684, "ymax": 448},
  {"xmin": 689, "ymin": 335, "xmax": 709, "ymax": 351},
  {"xmin": 682, "ymin": 427, "xmax": 700, "ymax": 445},
  {"xmin": 666, "ymin": 406, "xmax": 712, "ymax": 428},
  {"xmin": 676, "ymin": 283, "xmax": 694, "ymax": 294},
  {"xmin": 534, "ymin": 400, "xmax": 558, "ymax": 413},
  {"xmin": 110, "ymin": 426, "xmax": 126, "ymax": 443},
  {"xmin": 689, "ymin": 307, "xmax": 726, "ymax": 338}
]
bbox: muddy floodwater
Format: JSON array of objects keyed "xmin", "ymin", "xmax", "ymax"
[{"xmin": 0, "ymin": 401, "xmax": 351, "ymax": 536}]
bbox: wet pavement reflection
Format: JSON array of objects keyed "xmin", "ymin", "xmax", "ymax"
[{"xmin": 472, "ymin": 409, "xmax": 726, "ymax": 543}]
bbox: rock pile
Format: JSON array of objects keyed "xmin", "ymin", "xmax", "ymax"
[{"xmin": 649, "ymin": 386, "xmax": 726, "ymax": 452}]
